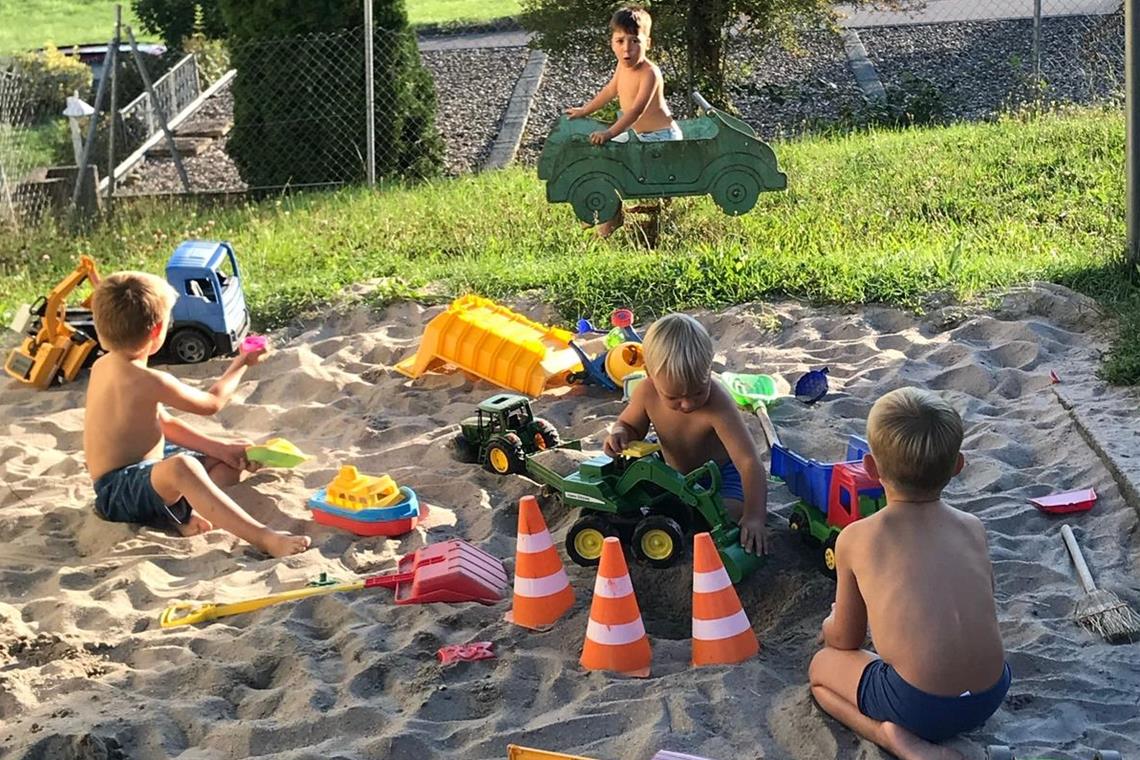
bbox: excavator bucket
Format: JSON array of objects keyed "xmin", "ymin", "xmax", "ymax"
[{"xmin": 507, "ymin": 747, "xmax": 597, "ymax": 760}]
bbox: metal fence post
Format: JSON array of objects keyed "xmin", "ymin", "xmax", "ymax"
[
  {"xmin": 1128, "ymin": 0, "xmax": 1140, "ymax": 267},
  {"xmin": 1032, "ymin": 0, "xmax": 1043, "ymax": 82},
  {"xmin": 364, "ymin": 0, "xmax": 376, "ymax": 186}
]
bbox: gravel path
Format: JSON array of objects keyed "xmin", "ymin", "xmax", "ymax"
[{"xmin": 119, "ymin": 15, "xmax": 1123, "ymax": 194}]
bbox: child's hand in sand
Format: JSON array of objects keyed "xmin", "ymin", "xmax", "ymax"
[
  {"xmin": 738, "ymin": 510, "xmax": 769, "ymax": 555},
  {"xmin": 212, "ymin": 439, "xmax": 258, "ymax": 472}
]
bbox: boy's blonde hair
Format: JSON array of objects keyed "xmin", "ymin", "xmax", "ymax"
[
  {"xmin": 92, "ymin": 271, "xmax": 178, "ymax": 352},
  {"xmin": 867, "ymin": 387, "xmax": 963, "ymax": 495},
  {"xmin": 611, "ymin": 6, "xmax": 652, "ymax": 37},
  {"xmin": 642, "ymin": 313, "xmax": 713, "ymax": 393}
]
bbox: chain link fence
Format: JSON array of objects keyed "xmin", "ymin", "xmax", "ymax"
[{"xmin": 0, "ymin": 70, "xmax": 54, "ymax": 228}]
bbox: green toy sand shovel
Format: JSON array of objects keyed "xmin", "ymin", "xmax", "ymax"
[{"xmin": 246, "ymin": 438, "xmax": 310, "ymax": 468}]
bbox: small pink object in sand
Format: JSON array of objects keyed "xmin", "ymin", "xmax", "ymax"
[
  {"xmin": 1030, "ymin": 488, "xmax": 1096, "ymax": 515},
  {"xmin": 437, "ymin": 641, "xmax": 494, "ymax": 665},
  {"xmin": 1050, "ymin": 370, "xmax": 1061, "ymax": 384},
  {"xmin": 241, "ymin": 335, "xmax": 268, "ymax": 353}
]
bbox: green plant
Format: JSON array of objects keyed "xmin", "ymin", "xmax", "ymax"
[
  {"xmin": 9, "ymin": 44, "xmax": 94, "ymax": 121},
  {"xmin": 520, "ymin": 0, "xmax": 910, "ymax": 108},
  {"xmin": 217, "ymin": 0, "xmax": 443, "ymax": 188},
  {"xmin": 131, "ymin": 0, "xmax": 226, "ymax": 49}
]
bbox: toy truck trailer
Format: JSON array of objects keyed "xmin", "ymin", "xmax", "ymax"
[
  {"xmin": 525, "ymin": 444, "xmax": 761, "ymax": 582},
  {"xmin": 771, "ymin": 434, "xmax": 885, "ymax": 576}
]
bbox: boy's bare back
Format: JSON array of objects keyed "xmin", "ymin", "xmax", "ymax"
[
  {"xmin": 839, "ymin": 502, "xmax": 1004, "ymax": 695},
  {"xmin": 84, "ymin": 354, "xmax": 171, "ymax": 481}
]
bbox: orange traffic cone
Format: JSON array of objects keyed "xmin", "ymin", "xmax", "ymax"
[
  {"xmin": 691, "ymin": 532, "xmax": 758, "ymax": 666},
  {"xmin": 580, "ymin": 536, "xmax": 652, "ymax": 677},
  {"xmin": 506, "ymin": 495, "xmax": 575, "ymax": 629}
]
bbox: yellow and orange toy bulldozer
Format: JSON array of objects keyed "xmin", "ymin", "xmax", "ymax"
[{"xmin": 5, "ymin": 255, "xmax": 103, "ymax": 389}]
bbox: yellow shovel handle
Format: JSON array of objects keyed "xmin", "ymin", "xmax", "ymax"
[{"xmin": 160, "ymin": 580, "xmax": 366, "ymax": 628}]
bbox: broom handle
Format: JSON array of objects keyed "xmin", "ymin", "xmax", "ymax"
[{"xmin": 1061, "ymin": 524, "xmax": 1098, "ymax": 594}]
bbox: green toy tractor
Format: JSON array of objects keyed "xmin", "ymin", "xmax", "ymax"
[
  {"xmin": 526, "ymin": 442, "xmax": 762, "ymax": 582},
  {"xmin": 537, "ymin": 91, "xmax": 787, "ymax": 226},
  {"xmin": 455, "ymin": 394, "xmax": 561, "ymax": 475}
]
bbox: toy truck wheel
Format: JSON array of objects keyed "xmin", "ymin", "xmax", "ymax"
[
  {"xmin": 570, "ymin": 176, "xmax": 621, "ymax": 225},
  {"xmin": 485, "ymin": 435, "xmax": 525, "ymax": 475},
  {"xmin": 532, "ymin": 418, "xmax": 561, "ymax": 450},
  {"xmin": 712, "ymin": 169, "xmax": 761, "ymax": 216},
  {"xmin": 822, "ymin": 533, "xmax": 839, "ymax": 579},
  {"xmin": 631, "ymin": 515, "xmax": 685, "ymax": 569},
  {"xmin": 453, "ymin": 433, "xmax": 477, "ymax": 463},
  {"xmin": 567, "ymin": 515, "xmax": 616, "ymax": 566},
  {"xmin": 985, "ymin": 747, "xmax": 1014, "ymax": 760},
  {"xmin": 788, "ymin": 506, "xmax": 811, "ymax": 544},
  {"xmin": 170, "ymin": 327, "xmax": 213, "ymax": 364}
]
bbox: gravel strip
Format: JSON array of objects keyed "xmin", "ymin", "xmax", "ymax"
[
  {"xmin": 421, "ymin": 47, "xmax": 530, "ymax": 174},
  {"xmin": 860, "ymin": 14, "xmax": 1123, "ymax": 121}
]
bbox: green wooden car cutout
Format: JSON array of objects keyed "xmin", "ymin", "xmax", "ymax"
[{"xmin": 537, "ymin": 92, "xmax": 787, "ymax": 225}]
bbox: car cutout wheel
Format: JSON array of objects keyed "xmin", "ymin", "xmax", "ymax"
[
  {"xmin": 570, "ymin": 176, "xmax": 621, "ymax": 225},
  {"xmin": 712, "ymin": 169, "xmax": 761, "ymax": 216}
]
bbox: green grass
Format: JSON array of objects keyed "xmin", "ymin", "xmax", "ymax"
[
  {"xmin": 0, "ymin": 1, "xmax": 149, "ymax": 54},
  {"xmin": 3, "ymin": 105, "xmax": 1138, "ymax": 381},
  {"xmin": 407, "ymin": 0, "xmax": 521, "ymax": 27}
]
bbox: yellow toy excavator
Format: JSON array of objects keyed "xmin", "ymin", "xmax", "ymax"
[{"xmin": 5, "ymin": 255, "xmax": 102, "ymax": 389}]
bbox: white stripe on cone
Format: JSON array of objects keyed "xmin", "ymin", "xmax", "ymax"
[
  {"xmin": 593, "ymin": 573, "xmax": 634, "ymax": 599},
  {"xmin": 516, "ymin": 530, "xmax": 554, "ymax": 554},
  {"xmin": 693, "ymin": 566, "xmax": 732, "ymax": 594},
  {"xmin": 692, "ymin": 609, "xmax": 753, "ymax": 640},
  {"xmin": 514, "ymin": 568, "xmax": 570, "ymax": 598},
  {"xmin": 586, "ymin": 617, "xmax": 647, "ymax": 646}
]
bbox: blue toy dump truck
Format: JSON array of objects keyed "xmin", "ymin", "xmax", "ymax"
[{"xmin": 162, "ymin": 240, "xmax": 250, "ymax": 364}]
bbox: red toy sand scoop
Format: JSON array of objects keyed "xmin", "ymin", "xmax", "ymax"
[
  {"xmin": 160, "ymin": 539, "xmax": 509, "ymax": 628},
  {"xmin": 361, "ymin": 539, "xmax": 509, "ymax": 604}
]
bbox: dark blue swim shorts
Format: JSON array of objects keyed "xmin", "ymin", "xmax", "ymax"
[
  {"xmin": 93, "ymin": 445, "xmax": 204, "ymax": 528},
  {"xmin": 857, "ymin": 659, "xmax": 1011, "ymax": 743},
  {"xmin": 699, "ymin": 459, "xmax": 746, "ymax": 502}
]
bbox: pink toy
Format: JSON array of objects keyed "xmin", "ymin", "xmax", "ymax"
[
  {"xmin": 1030, "ymin": 488, "xmax": 1096, "ymax": 515},
  {"xmin": 437, "ymin": 641, "xmax": 495, "ymax": 665},
  {"xmin": 241, "ymin": 334, "xmax": 268, "ymax": 354}
]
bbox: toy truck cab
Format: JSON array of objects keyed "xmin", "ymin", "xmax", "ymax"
[
  {"xmin": 537, "ymin": 91, "xmax": 787, "ymax": 225},
  {"xmin": 164, "ymin": 240, "xmax": 250, "ymax": 364},
  {"xmin": 456, "ymin": 393, "xmax": 561, "ymax": 475}
]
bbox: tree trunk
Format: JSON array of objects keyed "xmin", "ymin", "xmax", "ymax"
[{"xmin": 686, "ymin": 0, "xmax": 728, "ymax": 108}]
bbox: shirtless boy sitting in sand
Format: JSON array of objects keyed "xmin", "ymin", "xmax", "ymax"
[
  {"xmin": 565, "ymin": 6, "xmax": 682, "ymax": 236},
  {"xmin": 809, "ymin": 387, "xmax": 1009, "ymax": 759},
  {"xmin": 603, "ymin": 313, "xmax": 769, "ymax": 554},
  {"xmin": 84, "ymin": 271, "xmax": 310, "ymax": 558}
]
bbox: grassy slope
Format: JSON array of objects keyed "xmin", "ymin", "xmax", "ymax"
[
  {"xmin": 0, "ymin": 1, "xmax": 520, "ymax": 53},
  {"xmin": 3, "ymin": 107, "xmax": 1136, "ymax": 379},
  {"xmin": 0, "ymin": 1, "xmax": 149, "ymax": 54}
]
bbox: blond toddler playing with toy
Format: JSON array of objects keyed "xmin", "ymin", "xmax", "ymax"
[
  {"xmin": 604, "ymin": 313, "xmax": 770, "ymax": 554},
  {"xmin": 84, "ymin": 271, "xmax": 309, "ymax": 558},
  {"xmin": 809, "ymin": 387, "xmax": 1009, "ymax": 759}
]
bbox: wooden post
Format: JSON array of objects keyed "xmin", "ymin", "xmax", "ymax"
[
  {"xmin": 71, "ymin": 34, "xmax": 116, "ymax": 218},
  {"xmin": 107, "ymin": 5, "xmax": 121, "ymax": 216},
  {"xmin": 127, "ymin": 25, "xmax": 191, "ymax": 192}
]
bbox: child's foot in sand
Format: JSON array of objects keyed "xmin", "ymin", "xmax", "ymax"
[
  {"xmin": 261, "ymin": 531, "xmax": 311, "ymax": 558},
  {"xmin": 881, "ymin": 723, "xmax": 964, "ymax": 760},
  {"xmin": 177, "ymin": 514, "xmax": 213, "ymax": 537}
]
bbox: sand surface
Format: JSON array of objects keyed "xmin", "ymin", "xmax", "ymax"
[{"xmin": 2, "ymin": 284, "xmax": 1139, "ymax": 760}]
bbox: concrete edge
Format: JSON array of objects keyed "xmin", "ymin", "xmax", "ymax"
[
  {"xmin": 483, "ymin": 48, "xmax": 547, "ymax": 171},
  {"xmin": 1053, "ymin": 385, "xmax": 1140, "ymax": 517},
  {"xmin": 842, "ymin": 29, "xmax": 887, "ymax": 103}
]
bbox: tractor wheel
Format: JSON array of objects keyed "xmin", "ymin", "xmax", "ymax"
[
  {"xmin": 532, "ymin": 418, "xmax": 561, "ymax": 451},
  {"xmin": 985, "ymin": 747, "xmax": 1014, "ymax": 760},
  {"xmin": 631, "ymin": 515, "xmax": 685, "ymax": 569},
  {"xmin": 822, "ymin": 533, "xmax": 839, "ymax": 579},
  {"xmin": 566, "ymin": 514, "xmax": 616, "ymax": 567},
  {"xmin": 484, "ymin": 434, "xmax": 525, "ymax": 475},
  {"xmin": 170, "ymin": 328, "xmax": 213, "ymax": 364},
  {"xmin": 570, "ymin": 175, "xmax": 621, "ymax": 226},
  {"xmin": 787, "ymin": 506, "xmax": 811, "ymax": 544},
  {"xmin": 452, "ymin": 433, "xmax": 477, "ymax": 464},
  {"xmin": 711, "ymin": 169, "xmax": 761, "ymax": 216}
]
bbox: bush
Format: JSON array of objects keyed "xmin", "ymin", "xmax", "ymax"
[
  {"xmin": 182, "ymin": 32, "xmax": 230, "ymax": 86},
  {"xmin": 218, "ymin": 0, "xmax": 442, "ymax": 188},
  {"xmin": 132, "ymin": 0, "xmax": 226, "ymax": 49},
  {"xmin": 9, "ymin": 45, "xmax": 94, "ymax": 122}
]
